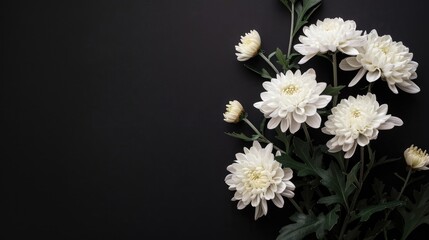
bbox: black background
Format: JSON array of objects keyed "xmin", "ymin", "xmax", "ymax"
[{"xmin": 1, "ymin": 0, "xmax": 428, "ymax": 239}]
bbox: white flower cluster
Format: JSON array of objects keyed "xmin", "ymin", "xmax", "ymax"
[{"xmin": 225, "ymin": 16, "xmax": 424, "ymax": 220}]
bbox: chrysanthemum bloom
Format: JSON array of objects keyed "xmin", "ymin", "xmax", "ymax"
[
  {"xmin": 294, "ymin": 17, "xmax": 364, "ymax": 64},
  {"xmin": 235, "ymin": 30, "xmax": 261, "ymax": 61},
  {"xmin": 254, "ymin": 69, "xmax": 332, "ymax": 133},
  {"xmin": 223, "ymin": 100, "xmax": 244, "ymax": 123},
  {"xmin": 404, "ymin": 145, "xmax": 429, "ymax": 170},
  {"xmin": 225, "ymin": 141, "xmax": 295, "ymax": 220},
  {"xmin": 339, "ymin": 30, "xmax": 419, "ymax": 94},
  {"xmin": 322, "ymin": 93, "xmax": 403, "ymax": 158}
]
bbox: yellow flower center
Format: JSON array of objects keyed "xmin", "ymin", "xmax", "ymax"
[
  {"xmin": 283, "ymin": 85, "xmax": 299, "ymax": 95},
  {"xmin": 249, "ymin": 170, "xmax": 261, "ymax": 180},
  {"xmin": 380, "ymin": 46, "xmax": 390, "ymax": 54},
  {"xmin": 246, "ymin": 169, "xmax": 269, "ymax": 189},
  {"xmin": 352, "ymin": 109, "xmax": 361, "ymax": 118}
]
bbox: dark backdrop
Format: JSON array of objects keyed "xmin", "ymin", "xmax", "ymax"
[{"xmin": 1, "ymin": 0, "xmax": 428, "ymax": 239}]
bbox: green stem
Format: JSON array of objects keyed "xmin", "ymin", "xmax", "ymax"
[
  {"xmin": 288, "ymin": 198, "xmax": 303, "ymax": 214},
  {"xmin": 302, "ymin": 123, "xmax": 314, "ymax": 153},
  {"xmin": 287, "ymin": 2, "xmax": 295, "ymax": 57},
  {"xmin": 382, "ymin": 168, "xmax": 413, "ymax": 239},
  {"xmin": 243, "ymin": 118, "xmax": 285, "ymax": 153},
  {"xmin": 332, "ymin": 52, "xmax": 338, "ymax": 106},
  {"xmin": 259, "ymin": 52, "xmax": 279, "ymax": 75},
  {"xmin": 302, "ymin": 123, "xmax": 311, "ymax": 144},
  {"xmin": 359, "ymin": 146, "xmax": 365, "ymax": 186},
  {"xmin": 397, "ymin": 168, "xmax": 412, "ymax": 201},
  {"xmin": 339, "ymin": 146, "xmax": 366, "ymax": 239}
]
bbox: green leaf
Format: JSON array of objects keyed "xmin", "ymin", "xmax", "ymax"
[
  {"xmin": 275, "ymin": 128, "xmax": 293, "ymax": 154},
  {"xmin": 322, "ymin": 85, "xmax": 345, "ymax": 96},
  {"xmin": 293, "ymin": 136, "xmax": 311, "ymax": 161},
  {"xmin": 345, "ymin": 162, "xmax": 360, "ymax": 193},
  {"xmin": 277, "ymin": 205, "xmax": 340, "ymax": 240},
  {"xmin": 398, "ymin": 183, "xmax": 429, "ymax": 240},
  {"xmin": 280, "ymin": 0, "xmax": 292, "ymax": 12},
  {"xmin": 275, "ymin": 48, "xmax": 288, "ymax": 71},
  {"xmin": 292, "ymin": 0, "xmax": 322, "ymax": 37},
  {"xmin": 318, "ymin": 195, "xmax": 342, "ymax": 206},
  {"xmin": 276, "ymin": 154, "xmax": 313, "ymax": 176},
  {"xmin": 363, "ymin": 220, "xmax": 391, "ymax": 240},
  {"xmin": 243, "ymin": 64, "xmax": 261, "ymax": 75},
  {"xmin": 318, "ymin": 161, "xmax": 355, "ymax": 209},
  {"xmin": 261, "ymin": 68, "xmax": 272, "ymax": 79},
  {"xmin": 224, "ymin": 132, "xmax": 258, "ymax": 142},
  {"xmin": 356, "ymin": 200, "xmax": 404, "ymax": 222}
]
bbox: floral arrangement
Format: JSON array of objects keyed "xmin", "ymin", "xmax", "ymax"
[{"xmin": 223, "ymin": 0, "xmax": 429, "ymax": 239}]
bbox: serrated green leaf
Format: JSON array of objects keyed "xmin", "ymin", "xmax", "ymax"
[
  {"xmin": 356, "ymin": 200, "xmax": 404, "ymax": 222},
  {"xmin": 292, "ymin": 0, "xmax": 322, "ymax": 37},
  {"xmin": 275, "ymin": 48, "xmax": 288, "ymax": 71},
  {"xmin": 399, "ymin": 183, "xmax": 429, "ymax": 240},
  {"xmin": 319, "ymin": 161, "xmax": 353, "ymax": 208},
  {"xmin": 277, "ymin": 205, "xmax": 340, "ymax": 240},
  {"xmin": 322, "ymin": 85, "xmax": 345, "ymax": 96},
  {"xmin": 293, "ymin": 136, "xmax": 311, "ymax": 161},
  {"xmin": 322, "ymin": 205, "xmax": 341, "ymax": 232},
  {"xmin": 345, "ymin": 162, "xmax": 360, "ymax": 192},
  {"xmin": 224, "ymin": 132, "xmax": 258, "ymax": 141}
]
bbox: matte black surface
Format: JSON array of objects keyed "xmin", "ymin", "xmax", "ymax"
[{"xmin": 1, "ymin": 0, "xmax": 428, "ymax": 239}]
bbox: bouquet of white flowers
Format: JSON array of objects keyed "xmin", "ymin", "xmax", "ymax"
[{"xmin": 223, "ymin": 0, "xmax": 429, "ymax": 239}]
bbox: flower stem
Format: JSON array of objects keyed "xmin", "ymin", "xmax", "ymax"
[
  {"xmin": 259, "ymin": 52, "xmax": 279, "ymax": 75},
  {"xmin": 339, "ymin": 146, "xmax": 366, "ymax": 239},
  {"xmin": 243, "ymin": 118, "xmax": 285, "ymax": 153},
  {"xmin": 397, "ymin": 168, "xmax": 412, "ymax": 201},
  {"xmin": 288, "ymin": 198, "xmax": 303, "ymax": 214},
  {"xmin": 287, "ymin": 2, "xmax": 295, "ymax": 57},
  {"xmin": 382, "ymin": 168, "xmax": 413, "ymax": 239},
  {"xmin": 302, "ymin": 123, "xmax": 314, "ymax": 153},
  {"xmin": 332, "ymin": 52, "xmax": 338, "ymax": 106}
]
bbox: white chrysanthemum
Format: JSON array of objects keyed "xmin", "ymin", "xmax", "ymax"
[
  {"xmin": 235, "ymin": 30, "xmax": 261, "ymax": 61},
  {"xmin": 322, "ymin": 93, "xmax": 403, "ymax": 159},
  {"xmin": 339, "ymin": 30, "xmax": 419, "ymax": 94},
  {"xmin": 254, "ymin": 69, "xmax": 332, "ymax": 133},
  {"xmin": 223, "ymin": 100, "xmax": 244, "ymax": 123},
  {"xmin": 404, "ymin": 145, "xmax": 429, "ymax": 170},
  {"xmin": 294, "ymin": 17, "xmax": 364, "ymax": 64},
  {"xmin": 225, "ymin": 141, "xmax": 295, "ymax": 220}
]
